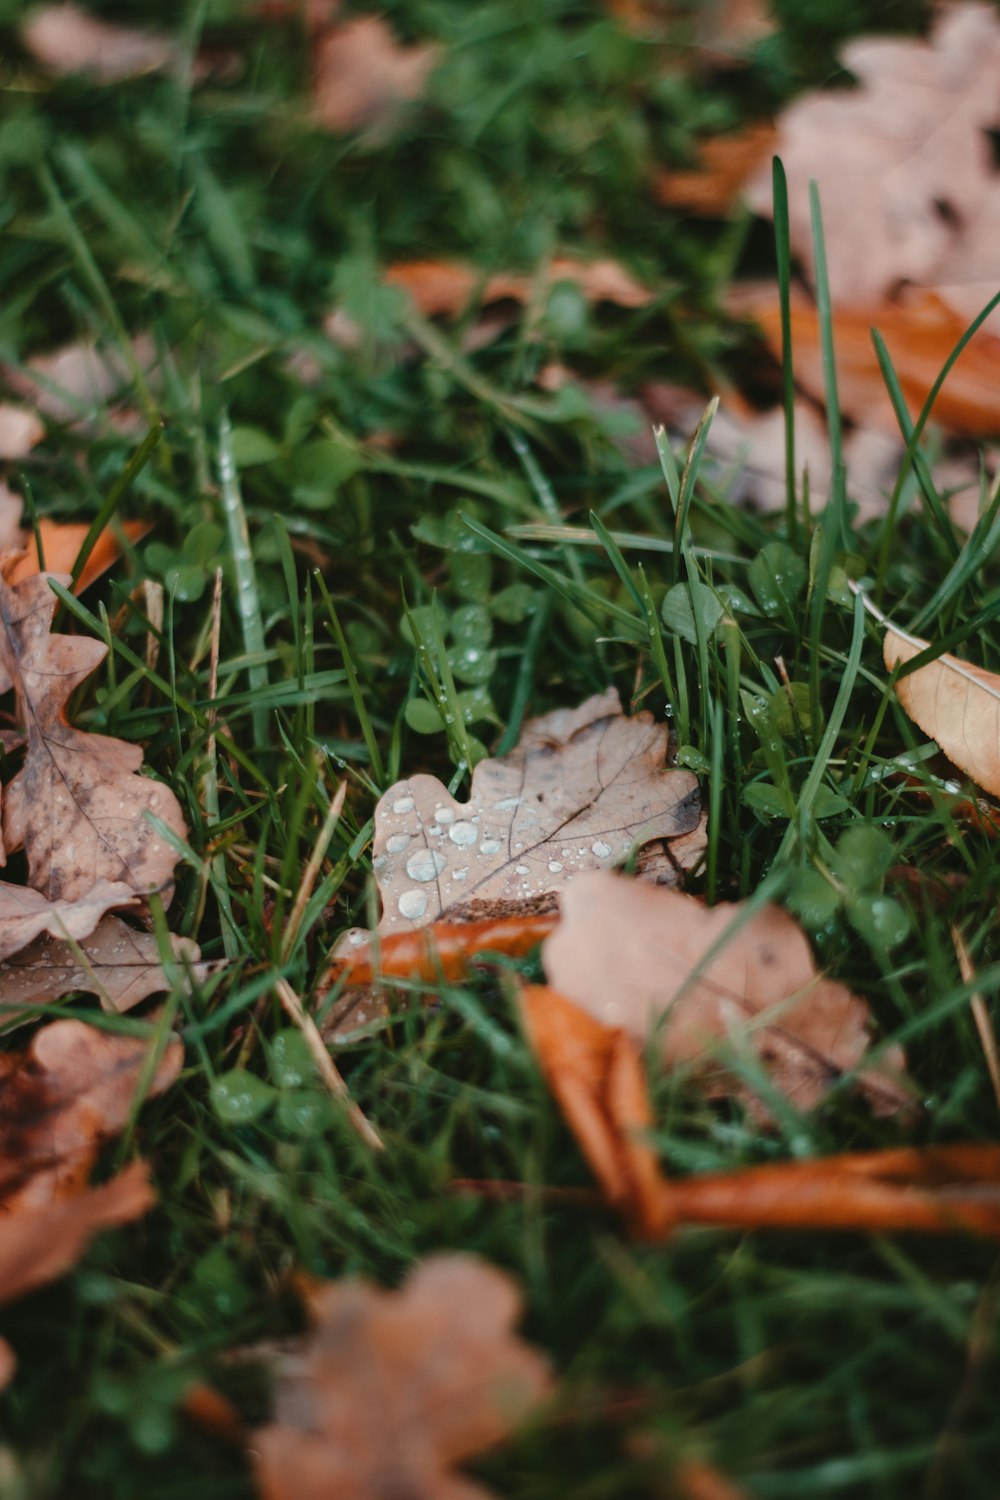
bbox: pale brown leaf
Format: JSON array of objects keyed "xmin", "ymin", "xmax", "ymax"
[
  {"xmin": 745, "ymin": 3, "xmax": 1000, "ymax": 305},
  {"xmin": 22, "ymin": 4, "xmax": 176, "ymax": 82},
  {"xmin": 0, "ymin": 881, "xmax": 136, "ymax": 966},
  {"xmin": 883, "ymin": 618, "xmax": 1000, "ymax": 798},
  {"xmin": 335, "ymin": 688, "xmax": 701, "ymax": 951},
  {"xmin": 312, "ymin": 15, "xmax": 438, "ymax": 135},
  {"xmin": 0, "ymin": 915, "xmax": 212, "ymax": 1031},
  {"xmin": 252, "ymin": 1254, "xmax": 551, "ymax": 1500},
  {"xmin": 542, "ymin": 871, "xmax": 911, "ymax": 1117},
  {"xmin": 4, "ymin": 335, "xmax": 157, "ymax": 426},
  {"xmin": 0, "ymin": 567, "xmax": 186, "ymax": 906},
  {"xmin": 0, "ymin": 407, "xmax": 43, "ymax": 462}
]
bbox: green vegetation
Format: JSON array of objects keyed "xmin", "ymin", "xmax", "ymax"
[{"xmin": 1, "ymin": 3, "xmax": 998, "ymax": 1496}]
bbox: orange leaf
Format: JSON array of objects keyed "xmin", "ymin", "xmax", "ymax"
[
  {"xmin": 734, "ymin": 282, "xmax": 1000, "ymax": 438},
  {"xmin": 654, "ymin": 123, "xmax": 777, "ymax": 215},
  {"xmin": 7, "ymin": 517, "xmax": 150, "ymax": 594},
  {"xmin": 519, "ymin": 983, "xmax": 672, "ymax": 1238},
  {"xmin": 384, "ymin": 255, "xmax": 654, "ymax": 319},
  {"xmin": 326, "ymin": 909, "xmax": 558, "ymax": 988}
]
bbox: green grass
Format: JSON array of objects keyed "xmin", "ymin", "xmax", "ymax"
[{"xmin": 2, "ymin": 2, "xmax": 1000, "ymax": 1496}]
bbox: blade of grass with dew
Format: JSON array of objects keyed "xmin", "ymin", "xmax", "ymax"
[
  {"xmin": 218, "ymin": 411, "xmax": 269, "ymax": 745},
  {"xmin": 772, "ymin": 157, "xmax": 797, "ymax": 543}
]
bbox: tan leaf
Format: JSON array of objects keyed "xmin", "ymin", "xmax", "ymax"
[
  {"xmin": 312, "ymin": 15, "xmax": 438, "ymax": 135},
  {"xmin": 745, "ymin": 3, "xmax": 1000, "ymax": 305},
  {"xmin": 0, "ymin": 407, "xmax": 43, "ymax": 462},
  {"xmin": 252, "ymin": 1254, "xmax": 551, "ymax": 1500},
  {"xmin": 22, "ymin": 4, "xmax": 176, "ymax": 83},
  {"xmin": 0, "ymin": 880, "xmax": 137, "ymax": 966},
  {"xmin": 0, "ymin": 567, "xmax": 186, "ymax": 906},
  {"xmin": 336, "ymin": 688, "xmax": 701, "ymax": 950},
  {"xmin": 4, "ymin": 335, "xmax": 157, "ymax": 426},
  {"xmin": 0, "ymin": 915, "xmax": 212, "ymax": 1031},
  {"xmin": 541, "ymin": 871, "xmax": 911, "ymax": 1117},
  {"xmin": 882, "ymin": 617, "xmax": 1000, "ymax": 798}
]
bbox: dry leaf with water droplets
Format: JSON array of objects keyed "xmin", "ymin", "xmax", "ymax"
[
  {"xmin": 541, "ymin": 871, "xmax": 911, "ymax": 1119},
  {"xmin": 312, "ymin": 15, "xmax": 438, "ymax": 136},
  {"xmin": 0, "ymin": 880, "xmax": 136, "ymax": 966},
  {"xmin": 253, "ymin": 1253, "xmax": 551, "ymax": 1500},
  {"xmin": 0, "ymin": 566, "xmax": 186, "ymax": 906},
  {"xmin": 882, "ymin": 618, "xmax": 1000, "ymax": 799},
  {"xmin": 0, "ymin": 915, "xmax": 213, "ymax": 1032},
  {"xmin": 334, "ymin": 688, "xmax": 702, "ymax": 954}
]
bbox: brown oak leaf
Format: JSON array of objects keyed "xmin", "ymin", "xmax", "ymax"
[
  {"xmin": 0, "ymin": 565, "xmax": 186, "ymax": 906},
  {"xmin": 252, "ymin": 1254, "xmax": 551, "ymax": 1500},
  {"xmin": 21, "ymin": 3, "xmax": 176, "ymax": 83},
  {"xmin": 0, "ymin": 880, "xmax": 136, "ymax": 966},
  {"xmin": 541, "ymin": 870, "xmax": 911, "ymax": 1118},
  {"xmin": 0, "ymin": 915, "xmax": 213, "ymax": 1031}
]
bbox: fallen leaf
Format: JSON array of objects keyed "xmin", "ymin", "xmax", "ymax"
[
  {"xmin": 7, "ymin": 518, "xmax": 151, "ymax": 594},
  {"xmin": 654, "ymin": 122, "xmax": 777, "ymax": 215},
  {"xmin": 880, "ymin": 614, "xmax": 1000, "ymax": 799},
  {"xmin": 731, "ymin": 282, "xmax": 1000, "ymax": 439},
  {"xmin": 744, "ymin": 3, "xmax": 1000, "ymax": 306},
  {"xmin": 520, "ymin": 983, "xmax": 671, "ymax": 1238},
  {"xmin": 334, "ymin": 688, "xmax": 701, "ymax": 951},
  {"xmin": 644, "ymin": 386, "xmax": 902, "ymax": 519},
  {"xmin": 384, "ymin": 255, "xmax": 654, "ymax": 319},
  {"xmin": 0, "ymin": 915, "xmax": 212, "ymax": 1031},
  {"xmin": 0, "ymin": 1159, "xmax": 153, "ymax": 1305},
  {"xmin": 4, "ymin": 335, "xmax": 157, "ymax": 426},
  {"xmin": 21, "ymin": 3, "xmax": 177, "ymax": 82},
  {"xmin": 0, "ymin": 407, "xmax": 43, "ymax": 462},
  {"xmin": 312, "ymin": 15, "xmax": 438, "ymax": 135},
  {"xmin": 0, "ymin": 1017, "xmax": 182, "ymax": 1207},
  {"xmin": 252, "ymin": 1254, "xmax": 551, "ymax": 1500},
  {"xmin": 0, "ymin": 881, "xmax": 137, "ymax": 966},
  {"xmin": 521, "ymin": 983, "xmax": 1000, "ymax": 1241},
  {"xmin": 327, "ymin": 909, "xmax": 558, "ymax": 989},
  {"xmin": 541, "ymin": 870, "xmax": 911, "ymax": 1118},
  {"xmin": 0, "ymin": 565, "xmax": 187, "ymax": 906}
]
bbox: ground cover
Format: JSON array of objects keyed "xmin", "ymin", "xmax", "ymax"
[{"xmin": 1, "ymin": 2, "xmax": 999, "ymax": 1496}]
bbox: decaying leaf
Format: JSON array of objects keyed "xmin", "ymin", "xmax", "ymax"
[
  {"xmin": 335, "ymin": 688, "xmax": 702, "ymax": 951},
  {"xmin": 252, "ymin": 1254, "xmax": 551, "ymax": 1500},
  {"xmin": 520, "ymin": 983, "xmax": 671, "ymax": 1238},
  {"xmin": 744, "ymin": 3, "xmax": 1000, "ymax": 306},
  {"xmin": 3, "ymin": 334, "xmax": 157, "ymax": 426},
  {"xmin": 521, "ymin": 983, "xmax": 1000, "ymax": 1241},
  {"xmin": 21, "ymin": 3, "xmax": 177, "ymax": 82},
  {"xmin": 0, "ymin": 1017, "xmax": 182, "ymax": 1207},
  {"xmin": 0, "ymin": 566, "xmax": 186, "ymax": 906},
  {"xmin": 0, "ymin": 915, "xmax": 212, "ymax": 1031},
  {"xmin": 312, "ymin": 15, "xmax": 438, "ymax": 135},
  {"xmin": 881, "ymin": 616, "xmax": 1000, "ymax": 799},
  {"xmin": 541, "ymin": 871, "xmax": 911, "ymax": 1117}
]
